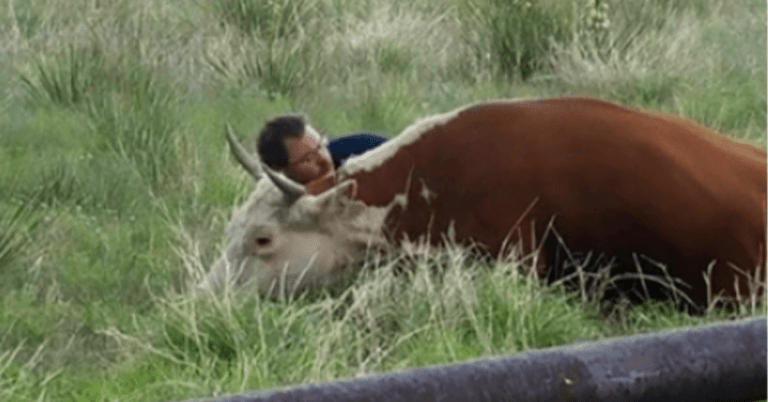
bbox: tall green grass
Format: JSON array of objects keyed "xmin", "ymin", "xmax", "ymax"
[
  {"xmin": 0, "ymin": 192, "xmax": 43, "ymax": 290},
  {"xmin": 459, "ymin": 0, "xmax": 575, "ymax": 80},
  {"xmin": 0, "ymin": 0, "xmax": 764, "ymax": 400}
]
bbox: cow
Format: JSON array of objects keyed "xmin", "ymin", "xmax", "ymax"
[{"xmin": 204, "ymin": 97, "xmax": 767, "ymax": 309}]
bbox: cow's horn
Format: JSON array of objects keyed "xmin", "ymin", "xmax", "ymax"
[
  {"xmin": 226, "ymin": 124, "xmax": 262, "ymax": 180},
  {"xmin": 225, "ymin": 123, "xmax": 306, "ymax": 201},
  {"xmin": 262, "ymin": 165, "xmax": 306, "ymax": 202}
]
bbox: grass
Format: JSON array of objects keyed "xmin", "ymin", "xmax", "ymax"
[{"xmin": 0, "ymin": 0, "xmax": 765, "ymax": 401}]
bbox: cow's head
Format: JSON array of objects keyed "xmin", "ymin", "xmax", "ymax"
[{"xmin": 201, "ymin": 126, "xmax": 389, "ymax": 299}]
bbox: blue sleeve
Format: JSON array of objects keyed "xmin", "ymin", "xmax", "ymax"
[{"xmin": 327, "ymin": 132, "xmax": 388, "ymax": 168}]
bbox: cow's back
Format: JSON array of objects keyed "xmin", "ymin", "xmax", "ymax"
[{"xmin": 344, "ymin": 97, "xmax": 766, "ymax": 304}]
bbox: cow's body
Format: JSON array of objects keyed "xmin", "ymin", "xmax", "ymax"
[
  {"xmin": 208, "ymin": 97, "xmax": 766, "ymax": 307},
  {"xmin": 340, "ymin": 98, "xmax": 766, "ymax": 305}
]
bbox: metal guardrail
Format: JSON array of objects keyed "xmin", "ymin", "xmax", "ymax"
[{"xmin": 187, "ymin": 317, "xmax": 767, "ymax": 402}]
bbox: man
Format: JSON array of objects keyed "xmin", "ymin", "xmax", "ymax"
[{"xmin": 256, "ymin": 114, "xmax": 387, "ymax": 195}]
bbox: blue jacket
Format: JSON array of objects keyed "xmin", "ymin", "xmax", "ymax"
[{"xmin": 327, "ymin": 132, "xmax": 388, "ymax": 169}]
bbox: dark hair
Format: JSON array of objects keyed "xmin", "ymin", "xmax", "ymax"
[{"xmin": 256, "ymin": 114, "xmax": 307, "ymax": 170}]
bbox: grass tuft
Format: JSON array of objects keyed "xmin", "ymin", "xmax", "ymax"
[
  {"xmin": 0, "ymin": 188, "xmax": 43, "ymax": 282},
  {"xmin": 459, "ymin": 0, "xmax": 574, "ymax": 80},
  {"xmin": 211, "ymin": 0, "xmax": 326, "ymax": 40},
  {"xmin": 85, "ymin": 66, "xmax": 181, "ymax": 190},
  {"xmin": 18, "ymin": 44, "xmax": 106, "ymax": 109}
]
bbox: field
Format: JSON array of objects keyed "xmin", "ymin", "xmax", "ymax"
[{"xmin": 0, "ymin": 0, "xmax": 765, "ymax": 401}]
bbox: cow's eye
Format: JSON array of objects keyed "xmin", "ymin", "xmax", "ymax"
[
  {"xmin": 245, "ymin": 226, "xmax": 276, "ymax": 254},
  {"xmin": 255, "ymin": 237, "xmax": 271, "ymax": 247},
  {"xmin": 246, "ymin": 235, "xmax": 272, "ymax": 255}
]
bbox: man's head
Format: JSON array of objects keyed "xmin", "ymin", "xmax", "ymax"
[{"xmin": 257, "ymin": 115, "xmax": 334, "ymax": 184}]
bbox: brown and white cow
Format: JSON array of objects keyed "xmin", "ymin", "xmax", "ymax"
[{"xmin": 204, "ymin": 97, "xmax": 766, "ymax": 307}]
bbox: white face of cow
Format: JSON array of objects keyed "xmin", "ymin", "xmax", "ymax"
[{"xmin": 201, "ymin": 127, "xmax": 390, "ymax": 299}]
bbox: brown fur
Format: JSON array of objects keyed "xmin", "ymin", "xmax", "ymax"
[{"xmin": 341, "ymin": 97, "xmax": 766, "ymax": 305}]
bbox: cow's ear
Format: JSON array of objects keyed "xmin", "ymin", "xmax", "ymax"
[
  {"xmin": 295, "ymin": 179, "xmax": 357, "ymax": 219},
  {"xmin": 312, "ymin": 179, "xmax": 356, "ymax": 210},
  {"xmin": 346, "ymin": 179, "xmax": 358, "ymax": 199}
]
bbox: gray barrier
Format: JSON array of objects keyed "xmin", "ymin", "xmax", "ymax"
[{"xmin": 189, "ymin": 317, "xmax": 767, "ymax": 402}]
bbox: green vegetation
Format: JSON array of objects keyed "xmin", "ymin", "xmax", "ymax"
[{"xmin": 0, "ymin": 0, "xmax": 765, "ymax": 400}]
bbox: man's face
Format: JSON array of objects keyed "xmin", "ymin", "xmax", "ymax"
[{"xmin": 283, "ymin": 126, "xmax": 334, "ymax": 184}]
